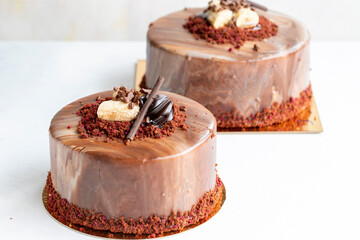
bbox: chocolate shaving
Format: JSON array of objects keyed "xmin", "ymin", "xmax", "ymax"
[
  {"xmin": 207, "ymin": 0, "xmax": 260, "ymax": 12},
  {"xmin": 127, "ymin": 92, "xmax": 134, "ymax": 101},
  {"xmin": 126, "ymin": 76, "xmax": 165, "ymax": 141},
  {"xmin": 128, "ymin": 102, "xmax": 134, "ymax": 109},
  {"xmin": 221, "ymin": 0, "xmax": 248, "ymax": 12},
  {"xmin": 180, "ymin": 105, "xmax": 187, "ymax": 112},
  {"xmin": 133, "ymin": 94, "xmax": 140, "ymax": 103},
  {"xmin": 140, "ymin": 88, "xmax": 150, "ymax": 94},
  {"xmin": 253, "ymin": 44, "xmax": 259, "ymax": 51},
  {"xmin": 112, "ymin": 86, "xmax": 143, "ymax": 104},
  {"xmin": 112, "ymin": 92, "xmax": 117, "ymax": 100}
]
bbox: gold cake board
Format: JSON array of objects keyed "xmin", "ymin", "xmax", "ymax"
[
  {"xmin": 135, "ymin": 60, "xmax": 323, "ymax": 134},
  {"xmin": 42, "ymin": 183, "xmax": 226, "ymax": 239}
]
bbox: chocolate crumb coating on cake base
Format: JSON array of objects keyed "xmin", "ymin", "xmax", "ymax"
[
  {"xmin": 44, "ymin": 173, "xmax": 224, "ymax": 239},
  {"xmin": 219, "ymin": 102, "xmax": 312, "ymax": 132},
  {"xmin": 216, "ymin": 85, "xmax": 313, "ymax": 129}
]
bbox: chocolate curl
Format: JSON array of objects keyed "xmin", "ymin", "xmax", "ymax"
[
  {"xmin": 126, "ymin": 76, "xmax": 165, "ymax": 141},
  {"xmin": 248, "ymin": 1, "xmax": 268, "ymax": 11}
]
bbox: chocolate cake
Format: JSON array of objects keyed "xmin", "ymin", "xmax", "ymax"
[
  {"xmin": 145, "ymin": 0, "xmax": 312, "ymax": 129},
  {"xmin": 45, "ymin": 83, "xmax": 223, "ymax": 238}
]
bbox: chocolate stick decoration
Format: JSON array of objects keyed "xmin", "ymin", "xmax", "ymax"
[
  {"xmin": 247, "ymin": 1, "xmax": 268, "ymax": 11},
  {"xmin": 126, "ymin": 76, "xmax": 165, "ymax": 141}
]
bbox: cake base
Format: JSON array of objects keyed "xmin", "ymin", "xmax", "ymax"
[
  {"xmin": 215, "ymin": 85, "xmax": 313, "ymax": 129},
  {"xmin": 43, "ymin": 172, "xmax": 225, "ymax": 239}
]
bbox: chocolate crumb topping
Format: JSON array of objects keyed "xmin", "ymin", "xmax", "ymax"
[
  {"xmin": 253, "ymin": 44, "xmax": 259, "ymax": 51},
  {"xmin": 184, "ymin": 15, "xmax": 278, "ymax": 49},
  {"xmin": 77, "ymin": 96, "xmax": 187, "ymax": 143}
]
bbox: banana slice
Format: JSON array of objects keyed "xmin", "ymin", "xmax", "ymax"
[
  {"xmin": 207, "ymin": 9, "xmax": 233, "ymax": 29},
  {"xmin": 235, "ymin": 7, "xmax": 259, "ymax": 28},
  {"xmin": 97, "ymin": 100, "xmax": 140, "ymax": 121}
]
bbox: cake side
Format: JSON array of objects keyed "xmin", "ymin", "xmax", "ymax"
[
  {"xmin": 45, "ymin": 172, "xmax": 224, "ymax": 237},
  {"xmin": 49, "ymin": 91, "xmax": 217, "ymax": 219},
  {"xmin": 147, "ymin": 40, "xmax": 310, "ymax": 116}
]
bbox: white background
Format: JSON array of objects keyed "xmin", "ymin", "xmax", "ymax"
[
  {"xmin": 0, "ymin": 41, "xmax": 360, "ymax": 239},
  {"xmin": 0, "ymin": 0, "xmax": 359, "ymax": 41},
  {"xmin": 1, "ymin": 0, "xmax": 360, "ymax": 239}
]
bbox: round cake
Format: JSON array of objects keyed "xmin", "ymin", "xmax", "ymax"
[
  {"xmin": 145, "ymin": 1, "xmax": 312, "ymax": 129},
  {"xmin": 45, "ymin": 86, "xmax": 223, "ymax": 238}
]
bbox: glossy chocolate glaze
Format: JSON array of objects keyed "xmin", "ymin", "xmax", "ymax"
[
  {"xmin": 146, "ymin": 8, "xmax": 311, "ymax": 118},
  {"xmin": 140, "ymin": 94, "xmax": 174, "ymax": 127},
  {"xmin": 49, "ymin": 91, "xmax": 216, "ymax": 219}
]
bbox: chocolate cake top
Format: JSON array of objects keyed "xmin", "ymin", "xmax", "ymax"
[
  {"xmin": 148, "ymin": 8, "xmax": 310, "ymax": 61},
  {"xmin": 50, "ymin": 91, "xmax": 216, "ymax": 158}
]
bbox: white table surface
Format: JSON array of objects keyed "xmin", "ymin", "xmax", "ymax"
[{"xmin": 0, "ymin": 41, "xmax": 359, "ymax": 240}]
